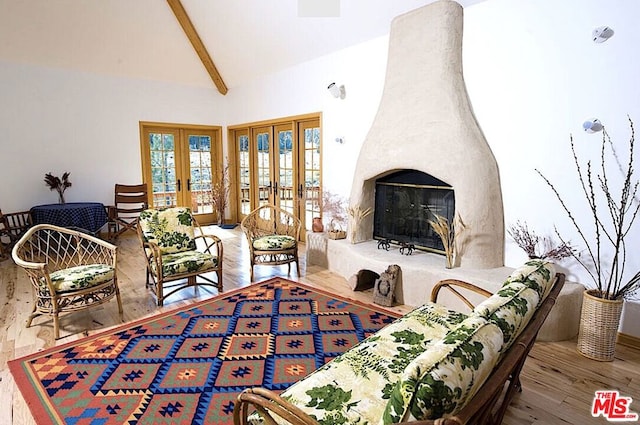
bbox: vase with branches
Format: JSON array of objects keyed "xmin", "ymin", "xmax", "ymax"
[
  {"xmin": 44, "ymin": 172, "xmax": 72, "ymax": 204},
  {"xmin": 536, "ymin": 116, "xmax": 640, "ymax": 301},
  {"xmin": 211, "ymin": 160, "xmax": 230, "ymax": 225},
  {"xmin": 537, "ymin": 116, "xmax": 640, "ymax": 361}
]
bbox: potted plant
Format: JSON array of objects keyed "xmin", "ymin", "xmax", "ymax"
[
  {"xmin": 44, "ymin": 172, "xmax": 72, "ymax": 204},
  {"xmin": 537, "ymin": 116, "xmax": 640, "ymax": 361},
  {"xmin": 322, "ymin": 191, "xmax": 348, "ymax": 239},
  {"xmin": 507, "ymin": 220, "xmax": 576, "ymax": 261}
]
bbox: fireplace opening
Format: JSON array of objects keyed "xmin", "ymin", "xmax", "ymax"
[{"xmin": 373, "ymin": 170, "xmax": 454, "ymax": 253}]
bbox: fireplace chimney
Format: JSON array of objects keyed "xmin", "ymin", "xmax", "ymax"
[{"xmin": 349, "ymin": 0, "xmax": 504, "ymax": 268}]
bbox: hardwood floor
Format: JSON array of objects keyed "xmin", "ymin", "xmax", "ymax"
[{"xmin": 1, "ymin": 226, "xmax": 638, "ymax": 424}]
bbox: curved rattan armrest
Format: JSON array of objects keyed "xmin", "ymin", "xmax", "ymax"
[
  {"xmin": 233, "ymin": 387, "xmax": 319, "ymax": 425},
  {"xmin": 194, "ymin": 233, "xmax": 223, "ymax": 256},
  {"xmin": 430, "ymin": 279, "xmax": 493, "ymax": 310},
  {"xmin": 12, "ymin": 224, "xmax": 117, "ymax": 270}
]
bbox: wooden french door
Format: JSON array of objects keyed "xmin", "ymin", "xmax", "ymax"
[
  {"xmin": 231, "ymin": 115, "xmax": 320, "ymax": 240},
  {"xmin": 140, "ymin": 122, "xmax": 223, "ymax": 224}
]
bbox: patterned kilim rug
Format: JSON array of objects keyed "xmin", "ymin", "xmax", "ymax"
[{"xmin": 9, "ymin": 278, "xmax": 400, "ymax": 425}]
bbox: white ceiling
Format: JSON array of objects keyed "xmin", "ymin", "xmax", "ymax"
[{"xmin": 0, "ymin": 0, "xmax": 485, "ymax": 91}]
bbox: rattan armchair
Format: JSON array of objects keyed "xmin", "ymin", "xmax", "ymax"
[
  {"xmin": 12, "ymin": 224, "xmax": 123, "ymax": 339},
  {"xmin": 137, "ymin": 207, "xmax": 223, "ymax": 306},
  {"xmin": 240, "ymin": 204, "xmax": 301, "ymax": 281}
]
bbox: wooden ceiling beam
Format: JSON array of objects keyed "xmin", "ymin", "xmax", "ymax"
[{"xmin": 167, "ymin": 0, "xmax": 228, "ymax": 95}]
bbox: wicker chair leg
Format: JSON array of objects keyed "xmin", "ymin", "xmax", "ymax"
[
  {"xmin": 26, "ymin": 304, "xmax": 37, "ymax": 328},
  {"xmin": 115, "ymin": 287, "xmax": 124, "ymax": 322},
  {"xmin": 53, "ymin": 313, "xmax": 60, "ymax": 340},
  {"xmin": 217, "ymin": 270, "xmax": 223, "ymax": 291}
]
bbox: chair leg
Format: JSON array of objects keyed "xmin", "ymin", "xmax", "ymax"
[
  {"xmin": 53, "ymin": 312, "xmax": 60, "ymax": 340},
  {"xmin": 115, "ymin": 282, "xmax": 124, "ymax": 322},
  {"xmin": 26, "ymin": 303, "xmax": 37, "ymax": 328},
  {"xmin": 217, "ymin": 270, "xmax": 223, "ymax": 291}
]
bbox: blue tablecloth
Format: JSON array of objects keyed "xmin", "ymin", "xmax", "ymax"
[{"xmin": 30, "ymin": 202, "xmax": 108, "ymax": 234}]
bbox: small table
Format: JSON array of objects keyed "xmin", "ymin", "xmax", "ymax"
[{"xmin": 30, "ymin": 202, "xmax": 108, "ymax": 236}]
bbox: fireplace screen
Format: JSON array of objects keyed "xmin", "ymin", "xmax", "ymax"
[{"xmin": 373, "ymin": 170, "xmax": 454, "ymax": 253}]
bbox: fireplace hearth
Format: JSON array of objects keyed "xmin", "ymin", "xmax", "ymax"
[{"xmin": 374, "ymin": 170, "xmax": 454, "ymax": 253}]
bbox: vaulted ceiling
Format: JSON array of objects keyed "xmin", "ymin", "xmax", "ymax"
[{"xmin": 0, "ymin": 0, "xmax": 485, "ymax": 92}]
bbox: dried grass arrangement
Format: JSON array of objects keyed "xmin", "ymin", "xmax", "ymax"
[
  {"xmin": 347, "ymin": 204, "xmax": 372, "ymax": 244},
  {"xmin": 428, "ymin": 213, "xmax": 466, "ymax": 268},
  {"xmin": 507, "ymin": 220, "xmax": 576, "ymax": 261},
  {"xmin": 211, "ymin": 161, "xmax": 230, "ymax": 225},
  {"xmin": 44, "ymin": 172, "xmax": 72, "ymax": 204},
  {"xmin": 537, "ymin": 116, "xmax": 640, "ymax": 301}
]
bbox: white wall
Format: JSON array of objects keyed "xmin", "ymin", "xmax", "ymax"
[
  {"xmin": 0, "ymin": 60, "xmax": 225, "ymax": 211},
  {"xmin": 226, "ymin": 0, "xmax": 640, "ymax": 336}
]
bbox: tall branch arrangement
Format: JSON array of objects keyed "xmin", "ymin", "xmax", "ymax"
[
  {"xmin": 211, "ymin": 161, "xmax": 230, "ymax": 225},
  {"xmin": 44, "ymin": 172, "xmax": 72, "ymax": 204},
  {"xmin": 536, "ymin": 116, "xmax": 640, "ymax": 300}
]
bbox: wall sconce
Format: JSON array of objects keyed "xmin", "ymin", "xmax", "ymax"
[
  {"xmin": 592, "ymin": 26, "xmax": 614, "ymax": 43},
  {"xmin": 583, "ymin": 118, "xmax": 603, "ymax": 133},
  {"xmin": 327, "ymin": 82, "xmax": 346, "ymax": 99},
  {"xmin": 335, "ymin": 137, "xmax": 345, "ymax": 144}
]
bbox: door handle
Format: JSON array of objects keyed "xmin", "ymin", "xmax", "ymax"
[
  {"xmin": 274, "ymin": 182, "xmax": 278, "ymax": 195},
  {"xmin": 177, "ymin": 179, "xmax": 181, "ymax": 191},
  {"xmin": 187, "ymin": 179, "xmax": 191, "ymax": 191}
]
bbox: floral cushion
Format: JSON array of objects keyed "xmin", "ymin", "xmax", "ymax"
[
  {"xmin": 152, "ymin": 251, "xmax": 219, "ymax": 277},
  {"xmin": 46, "ymin": 264, "xmax": 115, "ymax": 293},
  {"xmin": 472, "ymin": 260, "xmax": 556, "ymax": 351},
  {"xmin": 383, "ymin": 316, "xmax": 504, "ymax": 423},
  {"xmin": 252, "ymin": 235, "xmax": 296, "ymax": 251},
  {"xmin": 139, "ymin": 207, "xmax": 197, "ymax": 255},
  {"xmin": 250, "ymin": 302, "xmax": 468, "ymax": 425}
]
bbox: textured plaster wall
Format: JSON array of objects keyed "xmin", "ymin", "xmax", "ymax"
[{"xmin": 350, "ymin": 0, "xmax": 505, "ymax": 269}]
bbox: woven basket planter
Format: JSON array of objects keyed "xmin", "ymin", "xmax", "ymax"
[{"xmin": 577, "ymin": 289, "xmax": 623, "ymax": 362}]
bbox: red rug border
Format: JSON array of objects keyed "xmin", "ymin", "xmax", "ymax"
[{"xmin": 8, "ymin": 277, "xmax": 401, "ymax": 425}]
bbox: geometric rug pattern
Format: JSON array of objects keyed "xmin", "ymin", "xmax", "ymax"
[{"xmin": 9, "ymin": 278, "xmax": 400, "ymax": 425}]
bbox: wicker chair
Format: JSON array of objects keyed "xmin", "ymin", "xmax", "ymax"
[
  {"xmin": 11, "ymin": 224, "xmax": 123, "ymax": 339},
  {"xmin": 137, "ymin": 207, "xmax": 223, "ymax": 306},
  {"xmin": 240, "ymin": 204, "xmax": 301, "ymax": 281}
]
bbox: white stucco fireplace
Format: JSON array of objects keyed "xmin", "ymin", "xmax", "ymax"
[{"xmin": 320, "ymin": 0, "xmax": 583, "ymax": 342}]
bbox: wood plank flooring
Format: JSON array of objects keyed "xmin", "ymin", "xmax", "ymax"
[{"xmin": 1, "ymin": 226, "xmax": 638, "ymax": 424}]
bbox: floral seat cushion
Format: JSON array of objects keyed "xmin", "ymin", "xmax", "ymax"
[
  {"xmin": 383, "ymin": 316, "xmax": 504, "ymax": 423},
  {"xmin": 139, "ymin": 207, "xmax": 197, "ymax": 254},
  {"xmin": 152, "ymin": 251, "xmax": 219, "ymax": 277},
  {"xmin": 251, "ymin": 302, "xmax": 469, "ymax": 425},
  {"xmin": 252, "ymin": 235, "xmax": 296, "ymax": 251},
  {"xmin": 46, "ymin": 264, "xmax": 115, "ymax": 293}
]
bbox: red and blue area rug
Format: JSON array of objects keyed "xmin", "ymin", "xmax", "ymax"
[{"xmin": 9, "ymin": 278, "xmax": 400, "ymax": 425}]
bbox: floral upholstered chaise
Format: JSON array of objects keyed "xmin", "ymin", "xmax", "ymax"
[{"xmin": 233, "ymin": 260, "xmax": 565, "ymax": 425}]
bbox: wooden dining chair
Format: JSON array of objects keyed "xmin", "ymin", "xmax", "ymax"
[
  {"xmin": 0, "ymin": 209, "xmax": 32, "ymax": 260},
  {"xmin": 107, "ymin": 183, "xmax": 148, "ymax": 240}
]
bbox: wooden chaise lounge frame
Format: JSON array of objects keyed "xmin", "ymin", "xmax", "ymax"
[{"xmin": 233, "ymin": 273, "xmax": 566, "ymax": 425}]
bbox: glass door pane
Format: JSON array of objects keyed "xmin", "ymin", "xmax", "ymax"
[
  {"xmin": 254, "ymin": 127, "xmax": 272, "ymax": 207},
  {"xmin": 301, "ymin": 122, "xmax": 321, "ymax": 231},
  {"xmin": 276, "ymin": 125, "xmax": 294, "ymax": 214},
  {"xmin": 187, "ymin": 131, "xmax": 214, "ymax": 223},
  {"xmin": 148, "ymin": 130, "xmax": 180, "ymax": 209},
  {"xmin": 237, "ymin": 132, "xmax": 251, "ymax": 218}
]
